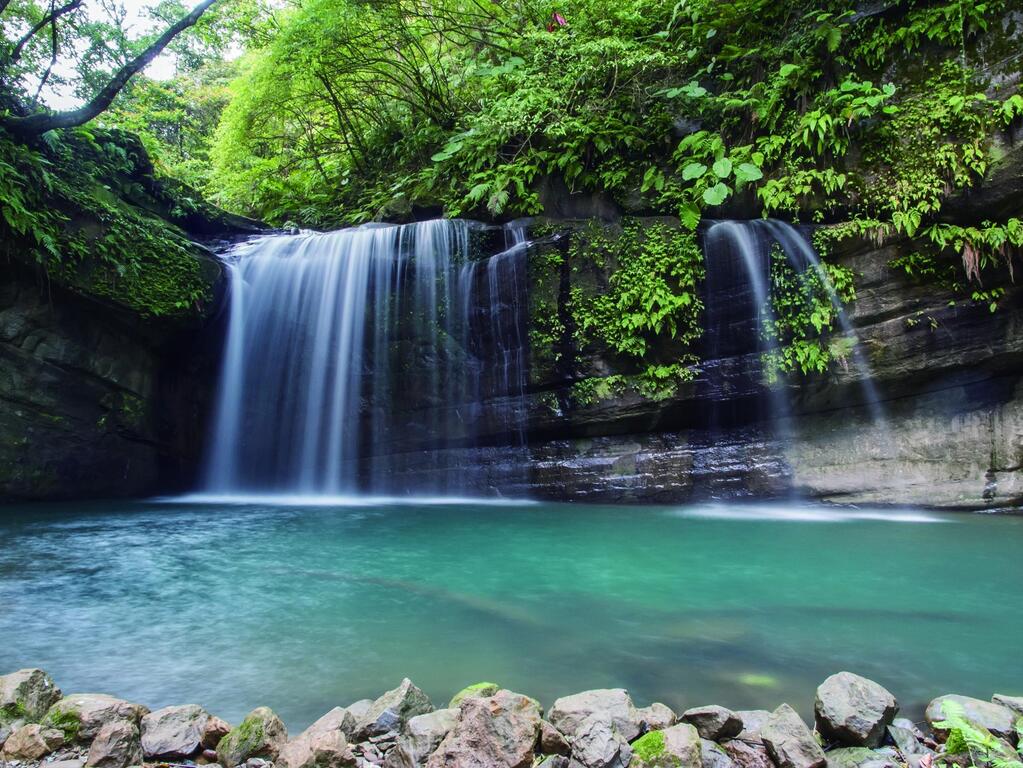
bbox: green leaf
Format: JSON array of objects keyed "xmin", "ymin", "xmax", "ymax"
[
  {"xmin": 734, "ymin": 163, "xmax": 763, "ymax": 182},
  {"xmin": 679, "ymin": 202, "xmax": 701, "ymax": 229},
  {"xmin": 681, "ymin": 162, "xmax": 707, "ymax": 180},
  {"xmin": 703, "ymin": 182, "xmax": 730, "ymax": 206},
  {"xmin": 779, "ymin": 63, "xmax": 799, "ymax": 78},
  {"xmin": 712, "ymin": 157, "xmax": 732, "ymax": 178}
]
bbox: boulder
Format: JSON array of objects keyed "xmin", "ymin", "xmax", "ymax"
[
  {"xmin": 735, "ymin": 710, "xmax": 772, "ymax": 742},
  {"xmin": 426, "ymin": 689, "xmax": 541, "ymax": 768},
  {"xmin": 44, "ymin": 694, "xmax": 149, "ymax": 743},
  {"xmin": 277, "ymin": 707, "xmax": 357, "ymax": 768},
  {"xmin": 761, "ymin": 704, "xmax": 826, "ymax": 768},
  {"xmin": 279, "ymin": 732, "xmax": 355, "ymax": 768},
  {"xmin": 682, "ymin": 706, "xmax": 743, "ymax": 741},
  {"xmin": 204, "ymin": 715, "xmax": 233, "ymax": 749},
  {"xmin": 890, "ymin": 719, "xmax": 924, "ymax": 739},
  {"xmin": 702, "ymin": 738, "xmax": 737, "ymax": 768},
  {"xmin": 449, "ymin": 683, "xmax": 500, "ymax": 709},
  {"xmin": 548, "ymin": 689, "xmax": 640, "ymax": 743},
  {"xmin": 630, "ymin": 723, "xmax": 701, "ymax": 768},
  {"xmin": 86, "ymin": 720, "xmax": 143, "ymax": 768},
  {"xmin": 992, "ymin": 695, "xmax": 1023, "ymax": 717},
  {"xmin": 540, "ymin": 720, "xmax": 571, "ymax": 756},
  {"xmin": 355, "ymin": 679, "xmax": 434, "ymax": 740},
  {"xmin": 383, "ymin": 708, "xmax": 459, "ymax": 768},
  {"xmin": 925, "ymin": 695, "xmax": 1018, "ymax": 740},
  {"xmin": 814, "ymin": 673, "xmax": 898, "ymax": 747},
  {"xmin": 346, "ymin": 699, "xmax": 374, "ymax": 722},
  {"xmin": 566, "ymin": 713, "xmax": 632, "ymax": 768},
  {"xmin": 824, "ymin": 748, "xmax": 900, "ymax": 768},
  {"xmin": 216, "ymin": 707, "xmax": 288, "ymax": 768},
  {"xmin": 886, "ymin": 725, "xmax": 932, "ymax": 758},
  {"xmin": 141, "ymin": 703, "xmax": 215, "ymax": 758},
  {"xmin": 722, "ymin": 739, "xmax": 776, "ymax": 768},
  {"xmin": 0, "ymin": 669, "xmax": 63, "ymax": 723},
  {"xmin": 636, "ymin": 703, "xmax": 676, "ymax": 732},
  {"xmin": 1, "ymin": 723, "xmax": 65, "ymax": 759},
  {"xmin": 0, "ymin": 722, "xmax": 11, "ymax": 750}
]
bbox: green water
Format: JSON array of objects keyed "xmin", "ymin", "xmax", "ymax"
[{"xmin": 1, "ymin": 498, "xmax": 1020, "ymax": 730}]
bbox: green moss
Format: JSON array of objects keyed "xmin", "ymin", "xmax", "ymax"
[
  {"xmin": 218, "ymin": 711, "xmax": 266, "ymax": 764},
  {"xmin": 449, "ymin": 682, "xmax": 501, "ymax": 708},
  {"xmin": 632, "ymin": 730, "xmax": 667, "ymax": 761},
  {"xmin": 43, "ymin": 709, "xmax": 81, "ymax": 742}
]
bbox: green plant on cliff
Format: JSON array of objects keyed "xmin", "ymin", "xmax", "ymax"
[
  {"xmin": 0, "ymin": 127, "xmax": 213, "ymax": 317},
  {"xmin": 568, "ymin": 220, "xmax": 704, "ymax": 402},
  {"xmin": 761, "ymin": 243, "xmax": 856, "ymax": 380}
]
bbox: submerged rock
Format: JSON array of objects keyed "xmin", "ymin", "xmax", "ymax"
[
  {"xmin": 761, "ymin": 704, "xmax": 826, "ymax": 768},
  {"xmin": 636, "ymin": 703, "xmax": 676, "ymax": 732},
  {"xmin": 448, "ymin": 683, "xmax": 500, "ymax": 709},
  {"xmin": 141, "ymin": 703, "xmax": 218, "ymax": 758},
  {"xmin": 1, "ymin": 723, "xmax": 65, "ymax": 759},
  {"xmin": 426, "ymin": 689, "xmax": 540, "ymax": 768},
  {"xmin": 216, "ymin": 706, "xmax": 288, "ymax": 768},
  {"xmin": 682, "ymin": 705, "xmax": 743, "ymax": 741},
  {"xmin": 86, "ymin": 720, "xmax": 143, "ymax": 768},
  {"xmin": 924, "ymin": 695, "xmax": 1018, "ymax": 740},
  {"xmin": 631, "ymin": 723, "xmax": 700, "ymax": 768},
  {"xmin": 0, "ymin": 669, "xmax": 63, "ymax": 724},
  {"xmin": 355, "ymin": 679, "xmax": 434, "ymax": 741},
  {"xmin": 814, "ymin": 673, "xmax": 898, "ymax": 747},
  {"xmin": 44, "ymin": 694, "xmax": 149, "ymax": 743},
  {"xmin": 383, "ymin": 708, "xmax": 459, "ymax": 767},
  {"xmin": 548, "ymin": 689, "xmax": 641, "ymax": 744}
]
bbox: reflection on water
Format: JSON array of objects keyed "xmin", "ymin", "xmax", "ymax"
[{"xmin": 0, "ymin": 499, "xmax": 1020, "ymax": 730}]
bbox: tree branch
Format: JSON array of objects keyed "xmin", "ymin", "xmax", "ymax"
[
  {"xmin": 2, "ymin": 0, "xmax": 221, "ymax": 137},
  {"xmin": 7, "ymin": 0, "xmax": 82, "ymax": 66}
]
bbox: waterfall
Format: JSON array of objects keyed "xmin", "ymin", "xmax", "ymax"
[
  {"xmin": 702, "ymin": 219, "xmax": 885, "ymax": 425},
  {"xmin": 203, "ymin": 219, "xmax": 529, "ymax": 497}
]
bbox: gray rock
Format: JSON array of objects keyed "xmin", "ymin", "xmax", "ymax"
[
  {"xmin": 43, "ymin": 694, "xmax": 149, "ymax": 743},
  {"xmin": 761, "ymin": 704, "xmax": 826, "ymax": 768},
  {"xmin": 735, "ymin": 710, "xmax": 772, "ymax": 742},
  {"xmin": 0, "ymin": 669, "xmax": 63, "ymax": 724},
  {"xmin": 140, "ymin": 703, "xmax": 213, "ymax": 758},
  {"xmin": 566, "ymin": 713, "xmax": 632, "ymax": 768},
  {"xmin": 47, "ymin": 760, "xmax": 86, "ymax": 768},
  {"xmin": 426, "ymin": 690, "xmax": 541, "ymax": 768},
  {"xmin": 925, "ymin": 695, "xmax": 1018, "ymax": 740},
  {"xmin": 85, "ymin": 721, "xmax": 142, "ymax": 768},
  {"xmin": 540, "ymin": 720, "xmax": 571, "ymax": 756},
  {"xmin": 682, "ymin": 706, "xmax": 743, "ymax": 741},
  {"xmin": 538, "ymin": 758, "xmax": 572, "ymax": 768},
  {"xmin": 631, "ymin": 723, "xmax": 701, "ymax": 768},
  {"xmin": 382, "ymin": 708, "xmax": 458, "ymax": 768},
  {"xmin": 355, "ymin": 680, "xmax": 433, "ymax": 741},
  {"xmin": 1, "ymin": 723, "xmax": 65, "ymax": 759},
  {"xmin": 548, "ymin": 689, "xmax": 641, "ymax": 743},
  {"xmin": 722, "ymin": 739, "xmax": 775, "ymax": 768},
  {"xmin": 636, "ymin": 703, "xmax": 676, "ymax": 732},
  {"xmin": 890, "ymin": 719, "xmax": 924, "ymax": 739},
  {"xmin": 992, "ymin": 695, "xmax": 1023, "ymax": 717},
  {"xmin": 814, "ymin": 673, "xmax": 898, "ymax": 748},
  {"xmin": 824, "ymin": 747, "xmax": 900, "ymax": 768},
  {"xmin": 346, "ymin": 700, "xmax": 375, "ymax": 723},
  {"xmin": 278, "ymin": 707, "xmax": 357, "ymax": 768},
  {"xmin": 886, "ymin": 725, "xmax": 932, "ymax": 758},
  {"xmin": 216, "ymin": 707, "xmax": 288, "ymax": 768},
  {"xmin": 702, "ymin": 738, "xmax": 737, "ymax": 768}
]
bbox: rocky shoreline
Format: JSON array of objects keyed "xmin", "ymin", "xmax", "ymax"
[{"xmin": 1, "ymin": 669, "xmax": 1021, "ymax": 768}]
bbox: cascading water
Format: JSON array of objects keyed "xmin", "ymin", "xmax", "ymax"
[{"xmin": 203, "ymin": 219, "xmax": 530, "ymax": 497}]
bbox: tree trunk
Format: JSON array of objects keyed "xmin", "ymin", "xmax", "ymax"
[{"xmin": 1, "ymin": 0, "xmax": 220, "ymax": 138}]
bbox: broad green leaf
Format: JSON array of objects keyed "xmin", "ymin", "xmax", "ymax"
[
  {"xmin": 681, "ymin": 162, "xmax": 707, "ymax": 180},
  {"xmin": 703, "ymin": 182, "xmax": 730, "ymax": 206},
  {"xmin": 712, "ymin": 157, "xmax": 732, "ymax": 178},
  {"xmin": 735, "ymin": 163, "xmax": 763, "ymax": 182}
]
